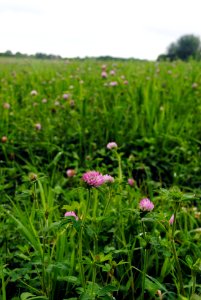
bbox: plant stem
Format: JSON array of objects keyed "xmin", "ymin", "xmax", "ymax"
[
  {"xmin": 171, "ymin": 205, "xmax": 185, "ymax": 296},
  {"xmin": 1, "ymin": 264, "xmax": 6, "ymax": 300},
  {"xmin": 79, "ymin": 188, "xmax": 91, "ymax": 290},
  {"xmin": 192, "ymin": 271, "xmax": 196, "ymax": 295},
  {"xmin": 141, "ymin": 248, "xmax": 148, "ymax": 300},
  {"xmin": 141, "ymin": 221, "xmax": 148, "ymax": 300},
  {"xmin": 116, "ymin": 152, "xmax": 123, "ymax": 183}
]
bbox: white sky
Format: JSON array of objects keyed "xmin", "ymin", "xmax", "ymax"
[{"xmin": 0, "ymin": 0, "xmax": 201, "ymax": 60}]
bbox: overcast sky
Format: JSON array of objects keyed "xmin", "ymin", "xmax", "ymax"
[{"xmin": 0, "ymin": 0, "xmax": 201, "ymax": 60}]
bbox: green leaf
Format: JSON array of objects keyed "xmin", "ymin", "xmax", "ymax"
[
  {"xmin": 20, "ymin": 293, "xmax": 48, "ymax": 300},
  {"xmin": 190, "ymin": 294, "xmax": 201, "ymax": 300},
  {"xmin": 185, "ymin": 255, "xmax": 193, "ymax": 268},
  {"xmin": 21, "ymin": 293, "xmax": 35, "ymax": 300},
  {"xmin": 57, "ymin": 276, "xmax": 80, "ymax": 284},
  {"xmin": 97, "ymin": 285, "xmax": 118, "ymax": 296}
]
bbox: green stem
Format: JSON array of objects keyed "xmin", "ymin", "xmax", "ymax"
[
  {"xmin": 79, "ymin": 188, "xmax": 91, "ymax": 290},
  {"xmin": 1, "ymin": 265, "xmax": 6, "ymax": 300},
  {"xmin": 78, "ymin": 228, "xmax": 85, "ymax": 290},
  {"xmin": 141, "ymin": 221, "xmax": 147, "ymax": 300},
  {"xmin": 103, "ymin": 187, "xmax": 111, "ymax": 216},
  {"xmin": 91, "ymin": 263, "xmax": 96, "ymax": 297},
  {"xmin": 141, "ymin": 248, "xmax": 148, "ymax": 300},
  {"xmin": 117, "ymin": 152, "xmax": 123, "ymax": 183},
  {"xmin": 171, "ymin": 204, "xmax": 185, "ymax": 296},
  {"xmin": 192, "ymin": 271, "xmax": 196, "ymax": 295}
]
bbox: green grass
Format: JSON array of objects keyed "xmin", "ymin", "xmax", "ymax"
[{"xmin": 1, "ymin": 57, "xmax": 201, "ymax": 299}]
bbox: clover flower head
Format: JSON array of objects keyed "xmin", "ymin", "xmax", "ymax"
[
  {"xmin": 139, "ymin": 198, "xmax": 154, "ymax": 211},
  {"xmin": 3, "ymin": 102, "xmax": 10, "ymax": 109},
  {"xmin": 128, "ymin": 178, "xmax": 135, "ymax": 186},
  {"xmin": 110, "ymin": 70, "xmax": 115, "ymax": 76},
  {"xmin": 169, "ymin": 214, "xmax": 174, "ymax": 225},
  {"xmin": 192, "ymin": 82, "xmax": 198, "ymax": 89},
  {"xmin": 82, "ymin": 171, "xmax": 105, "ymax": 187},
  {"xmin": 101, "ymin": 64, "xmax": 107, "ymax": 71},
  {"xmin": 101, "ymin": 71, "xmax": 107, "ymax": 78},
  {"xmin": 30, "ymin": 90, "xmax": 38, "ymax": 96},
  {"xmin": 107, "ymin": 142, "xmax": 118, "ymax": 149},
  {"xmin": 35, "ymin": 123, "xmax": 42, "ymax": 130},
  {"xmin": 66, "ymin": 169, "xmax": 76, "ymax": 177},
  {"xmin": 64, "ymin": 211, "xmax": 78, "ymax": 221},
  {"xmin": 69, "ymin": 100, "xmax": 75, "ymax": 107},
  {"xmin": 1, "ymin": 136, "xmax": 7, "ymax": 143},
  {"xmin": 109, "ymin": 81, "xmax": 118, "ymax": 86},
  {"xmin": 29, "ymin": 172, "xmax": 38, "ymax": 181},
  {"xmin": 103, "ymin": 174, "xmax": 115, "ymax": 183},
  {"xmin": 63, "ymin": 93, "xmax": 69, "ymax": 99}
]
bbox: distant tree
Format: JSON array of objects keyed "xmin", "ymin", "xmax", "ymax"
[
  {"xmin": 167, "ymin": 42, "xmax": 178, "ymax": 60},
  {"xmin": 4, "ymin": 50, "xmax": 13, "ymax": 56},
  {"xmin": 167, "ymin": 34, "xmax": 201, "ymax": 61}
]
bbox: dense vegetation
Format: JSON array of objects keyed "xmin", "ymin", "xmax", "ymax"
[
  {"xmin": 1, "ymin": 57, "xmax": 201, "ymax": 300},
  {"xmin": 158, "ymin": 34, "xmax": 201, "ymax": 61}
]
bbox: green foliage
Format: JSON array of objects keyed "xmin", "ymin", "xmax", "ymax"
[{"xmin": 1, "ymin": 57, "xmax": 201, "ymax": 299}]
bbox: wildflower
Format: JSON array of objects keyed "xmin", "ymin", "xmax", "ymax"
[
  {"xmin": 123, "ymin": 80, "xmax": 128, "ymax": 85},
  {"xmin": 169, "ymin": 214, "xmax": 174, "ymax": 225},
  {"xmin": 109, "ymin": 81, "xmax": 118, "ymax": 86},
  {"xmin": 101, "ymin": 64, "xmax": 107, "ymax": 71},
  {"xmin": 30, "ymin": 90, "xmax": 38, "ymax": 96},
  {"xmin": 1, "ymin": 136, "xmax": 7, "ymax": 143},
  {"xmin": 54, "ymin": 101, "xmax": 60, "ymax": 106},
  {"xmin": 82, "ymin": 171, "xmax": 105, "ymax": 187},
  {"xmin": 103, "ymin": 174, "xmax": 115, "ymax": 183},
  {"xmin": 107, "ymin": 142, "xmax": 118, "ymax": 149},
  {"xmin": 66, "ymin": 169, "xmax": 76, "ymax": 177},
  {"xmin": 156, "ymin": 290, "xmax": 163, "ymax": 300},
  {"xmin": 42, "ymin": 98, "xmax": 47, "ymax": 103},
  {"xmin": 35, "ymin": 123, "xmax": 42, "ymax": 130},
  {"xmin": 101, "ymin": 71, "xmax": 107, "ymax": 78},
  {"xmin": 69, "ymin": 100, "xmax": 75, "ymax": 107},
  {"xmin": 139, "ymin": 198, "xmax": 154, "ymax": 211},
  {"xmin": 64, "ymin": 211, "xmax": 78, "ymax": 221},
  {"xmin": 3, "ymin": 102, "xmax": 10, "ymax": 109},
  {"xmin": 29, "ymin": 172, "xmax": 38, "ymax": 181},
  {"xmin": 128, "ymin": 178, "xmax": 135, "ymax": 186},
  {"xmin": 195, "ymin": 212, "xmax": 201, "ymax": 219},
  {"xmin": 110, "ymin": 70, "xmax": 115, "ymax": 76},
  {"xmin": 192, "ymin": 82, "xmax": 198, "ymax": 89},
  {"xmin": 63, "ymin": 93, "xmax": 69, "ymax": 99}
]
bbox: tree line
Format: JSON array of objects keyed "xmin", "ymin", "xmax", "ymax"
[
  {"xmin": 0, "ymin": 50, "xmax": 62, "ymax": 60},
  {"xmin": 1, "ymin": 34, "xmax": 201, "ymax": 62}
]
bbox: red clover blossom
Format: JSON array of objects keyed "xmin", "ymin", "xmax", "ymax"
[
  {"xmin": 139, "ymin": 198, "xmax": 154, "ymax": 212},
  {"xmin": 82, "ymin": 171, "xmax": 105, "ymax": 187},
  {"xmin": 64, "ymin": 211, "xmax": 78, "ymax": 221}
]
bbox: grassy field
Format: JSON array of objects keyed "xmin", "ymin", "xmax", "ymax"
[{"xmin": 1, "ymin": 57, "xmax": 201, "ymax": 299}]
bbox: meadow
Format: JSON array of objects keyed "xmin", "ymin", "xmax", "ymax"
[{"xmin": 0, "ymin": 57, "xmax": 201, "ymax": 300}]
